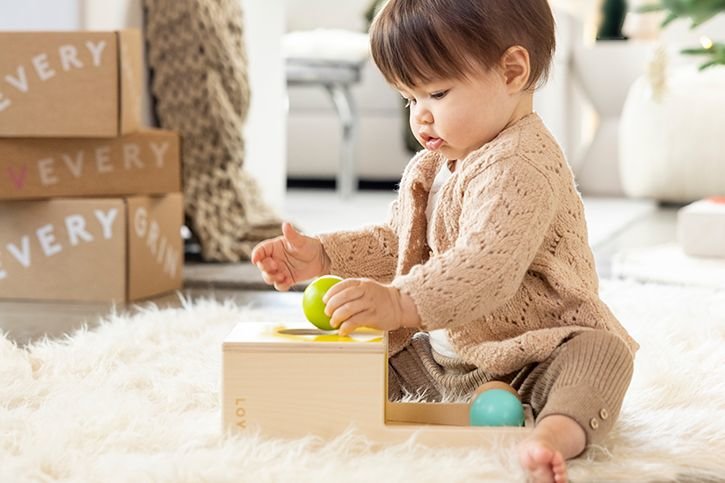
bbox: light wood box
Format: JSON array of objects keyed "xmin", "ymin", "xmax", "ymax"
[{"xmin": 222, "ymin": 321, "xmax": 533, "ymax": 447}]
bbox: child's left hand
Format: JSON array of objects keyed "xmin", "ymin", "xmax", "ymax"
[{"xmin": 322, "ymin": 278, "xmax": 421, "ymax": 336}]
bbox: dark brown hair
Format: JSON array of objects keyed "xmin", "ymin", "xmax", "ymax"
[{"xmin": 370, "ymin": 0, "xmax": 556, "ymax": 90}]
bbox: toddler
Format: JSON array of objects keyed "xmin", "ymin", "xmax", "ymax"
[{"xmin": 252, "ymin": 1, "xmax": 638, "ymax": 481}]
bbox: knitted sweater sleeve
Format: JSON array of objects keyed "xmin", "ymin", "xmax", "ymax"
[
  {"xmin": 317, "ymin": 199, "xmax": 400, "ymax": 283},
  {"xmin": 392, "ymin": 156, "xmax": 557, "ymax": 330}
]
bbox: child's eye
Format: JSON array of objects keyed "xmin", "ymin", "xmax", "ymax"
[{"xmin": 431, "ymin": 90, "xmax": 449, "ymax": 100}]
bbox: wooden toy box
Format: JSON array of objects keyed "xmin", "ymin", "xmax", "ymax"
[{"xmin": 222, "ymin": 322, "xmax": 533, "ymax": 446}]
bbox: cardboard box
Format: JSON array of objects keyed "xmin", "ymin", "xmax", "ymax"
[
  {"xmin": 0, "ymin": 193, "xmax": 183, "ymax": 302},
  {"xmin": 0, "ymin": 30, "xmax": 142, "ymax": 137},
  {"xmin": 0, "ymin": 130, "xmax": 181, "ymax": 200},
  {"xmin": 678, "ymin": 196, "xmax": 725, "ymax": 258}
]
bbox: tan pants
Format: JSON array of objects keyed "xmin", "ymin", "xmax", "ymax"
[{"xmin": 388, "ymin": 330, "xmax": 634, "ymax": 446}]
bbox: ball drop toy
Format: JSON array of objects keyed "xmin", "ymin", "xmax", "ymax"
[
  {"xmin": 302, "ymin": 275, "xmax": 342, "ymax": 331},
  {"xmin": 469, "ymin": 381, "xmax": 525, "ymax": 427}
]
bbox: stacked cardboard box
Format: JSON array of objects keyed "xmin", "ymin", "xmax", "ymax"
[{"xmin": 0, "ymin": 30, "xmax": 183, "ymax": 303}]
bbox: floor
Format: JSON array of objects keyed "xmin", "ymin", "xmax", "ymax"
[{"xmin": 0, "ymin": 189, "xmax": 676, "ymax": 346}]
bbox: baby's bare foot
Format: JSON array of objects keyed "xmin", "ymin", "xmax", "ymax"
[
  {"xmin": 517, "ymin": 414, "xmax": 586, "ymax": 483},
  {"xmin": 518, "ymin": 437, "xmax": 567, "ymax": 483}
]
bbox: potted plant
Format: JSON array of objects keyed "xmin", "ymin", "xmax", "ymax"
[
  {"xmin": 639, "ymin": 0, "xmax": 725, "ymax": 68},
  {"xmin": 598, "ymin": 0, "xmax": 629, "ymax": 40}
]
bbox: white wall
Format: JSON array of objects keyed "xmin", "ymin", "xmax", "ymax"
[
  {"xmin": 240, "ymin": 0, "xmax": 286, "ymax": 214},
  {"xmin": 286, "ymin": 0, "xmax": 369, "ymax": 31},
  {"xmin": 0, "ymin": 0, "xmax": 80, "ymax": 30}
]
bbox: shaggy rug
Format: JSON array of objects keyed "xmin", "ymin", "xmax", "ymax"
[{"xmin": 1, "ymin": 280, "xmax": 724, "ymax": 482}]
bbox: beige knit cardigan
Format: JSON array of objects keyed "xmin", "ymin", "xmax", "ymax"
[{"xmin": 319, "ymin": 113, "xmax": 638, "ymax": 376}]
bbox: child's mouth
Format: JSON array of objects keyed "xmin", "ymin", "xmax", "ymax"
[{"xmin": 424, "ymin": 137, "xmax": 443, "ymax": 150}]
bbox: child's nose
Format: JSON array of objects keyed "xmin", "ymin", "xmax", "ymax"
[{"xmin": 413, "ymin": 105, "xmax": 433, "ymax": 125}]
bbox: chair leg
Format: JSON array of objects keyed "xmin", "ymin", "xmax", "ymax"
[{"xmin": 326, "ymin": 83, "xmax": 358, "ymax": 198}]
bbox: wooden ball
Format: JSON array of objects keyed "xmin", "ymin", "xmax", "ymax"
[{"xmin": 471, "ymin": 381, "xmax": 520, "ymax": 401}]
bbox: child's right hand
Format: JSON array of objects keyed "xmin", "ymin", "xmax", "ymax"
[{"xmin": 250, "ymin": 222, "xmax": 330, "ymax": 291}]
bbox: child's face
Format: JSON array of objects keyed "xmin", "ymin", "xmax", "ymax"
[{"xmin": 398, "ymin": 66, "xmax": 521, "ymax": 161}]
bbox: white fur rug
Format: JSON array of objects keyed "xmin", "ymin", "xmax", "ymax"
[{"xmin": 1, "ymin": 280, "xmax": 724, "ymax": 482}]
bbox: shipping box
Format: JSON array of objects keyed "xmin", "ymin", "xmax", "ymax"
[
  {"xmin": 0, "ymin": 30, "xmax": 142, "ymax": 137},
  {"xmin": 0, "ymin": 193, "xmax": 183, "ymax": 302},
  {"xmin": 0, "ymin": 130, "xmax": 181, "ymax": 200}
]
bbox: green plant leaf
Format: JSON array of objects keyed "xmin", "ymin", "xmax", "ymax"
[
  {"xmin": 652, "ymin": 0, "xmax": 725, "ymax": 69},
  {"xmin": 662, "ymin": 11, "xmax": 680, "ymax": 26},
  {"xmin": 691, "ymin": 10, "xmax": 720, "ymax": 26},
  {"xmin": 681, "ymin": 47, "xmax": 709, "ymax": 54},
  {"xmin": 680, "ymin": 41, "xmax": 725, "ymax": 70},
  {"xmin": 661, "ymin": 0, "xmax": 686, "ymax": 13},
  {"xmin": 699, "ymin": 60, "xmax": 718, "ymax": 70},
  {"xmin": 636, "ymin": 4, "xmax": 665, "ymax": 13}
]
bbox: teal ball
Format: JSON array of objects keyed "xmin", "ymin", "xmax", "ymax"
[{"xmin": 469, "ymin": 388, "xmax": 525, "ymax": 427}]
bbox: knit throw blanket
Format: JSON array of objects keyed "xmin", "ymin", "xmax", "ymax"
[{"xmin": 144, "ymin": 0, "xmax": 281, "ymax": 262}]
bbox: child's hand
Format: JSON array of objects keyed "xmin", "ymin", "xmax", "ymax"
[
  {"xmin": 322, "ymin": 278, "xmax": 421, "ymax": 336},
  {"xmin": 251, "ymin": 222, "xmax": 330, "ymax": 291}
]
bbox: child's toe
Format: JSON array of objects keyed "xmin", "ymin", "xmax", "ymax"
[
  {"xmin": 551, "ymin": 452, "xmax": 568, "ymax": 483},
  {"xmin": 532, "ymin": 445, "xmax": 554, "ymax": 464}
]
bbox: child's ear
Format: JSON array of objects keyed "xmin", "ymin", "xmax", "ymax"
[{"xmin": 499, "ymin": 46, "xmax": 531, "ymax": 93}]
